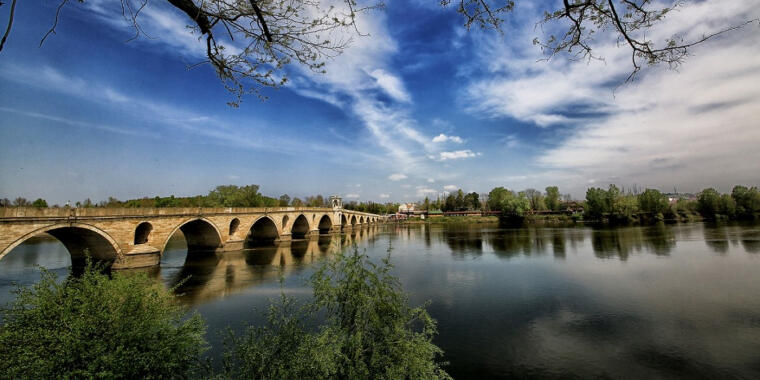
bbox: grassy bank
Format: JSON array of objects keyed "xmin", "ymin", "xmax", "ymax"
[
  {"xmin": 395, "ymin": 212, "xmax": 705, "ymax": 226},
  {"xmin": 399, "ymin": 216, "xmax": 499, "ymax": 224}
]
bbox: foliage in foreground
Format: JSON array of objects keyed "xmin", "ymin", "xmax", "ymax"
[
  {"xmin": 222, "ymin": 246, "xmax": 451, "ymax": 379},
  {"xmin": 0, "ymin": 262, "xmax": 208, "ymax": 379}
]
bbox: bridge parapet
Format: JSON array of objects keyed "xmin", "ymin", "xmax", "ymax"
[{"xmin": 0, "ymin": 207, "xmax": 382, "ymax": 270}]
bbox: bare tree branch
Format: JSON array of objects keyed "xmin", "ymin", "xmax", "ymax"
[
  {"xmin": 0, "ymin": 0, "xmax": 17, "ymax": 52},
  {"xmin": 40, "ymin": 0, "xmax": 70, "ymax": 47}
]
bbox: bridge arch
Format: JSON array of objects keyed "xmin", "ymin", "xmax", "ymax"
[
  {"xmin": 0, "ymin": 223, "xmax": 122, "ymax": 265},
  {"xmin": 350, "ymin": 215, "xmax": 357, "ymax": 226},
  {"xmin": 161, "ymin": 218, "xmax": 222, "ymax": 255},
  {"xmin": 245, "ymin": 216, "xmax": 280, "ymax": 247},
  {"xmin": 282, "ymin": 215, "xmax": 289, "ymax": 230},
  {"xmin": 291, "ymin": 214, "xmax": 310, "ymax": 239},
  {"xmin": 317, "ymin": 214, "xmax": 333, "ymax": 234},
  {"xmin": 134, "ymin": 222, "xmax": 153, "ymax": 245},
  {"xmin": 341, "ymin": 214, "xmax": 348, "ymax": 229},
  {"xmin": 229, "ymin": 218, "xmax": 240, "ymax": 236}
]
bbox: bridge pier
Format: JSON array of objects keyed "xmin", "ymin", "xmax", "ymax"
[
  {"xmin": 223, "ymin": 239, "xmax": 245, "ymax": 252},
  {"xmin": 276, "ymin": 233, "xmax": 292, "ymax": 242},
  {"xmin": 113, "ymin": 244, "xmax": 160, "ymax": 270}
]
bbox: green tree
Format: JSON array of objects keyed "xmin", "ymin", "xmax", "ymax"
[
  {"xmin": 500, "ymin": 191, "xmax": 531, "ymax": 217},
  {"xmin": 731, "ymin": 185, "xmax": 760, "ymax": 218},
  {"xmin": 697, "ymin": 188, "xmax": 722, "ymax": 219},
  {"xmin": 0, "ymin": 262, "xmax": 208, "ymax": 378},
  {"xmin": 638, "ymin": 189, "xmax": 669, "ymax": 215},
  {"xmin": 464, "ymin": 192, "xmax": 480, "ymax": 210},
  {"xmin": 487, "ymin": 187, "xmax": 510, "ymax": 211},
  {"xmin": 443, "ymin": 193, "xmax": 457, "ymax": 212},
  {"xmin": 720, "ymin": 194, "xmax": 736, "ymax": 218},
  {"xmin": 524, "ymin": 188, "xmax": 545, "ymax": 212},
  {"xmin": 279, "ymin": 194, "xmax": 291, "ymax": 207},
  {"xmin": 31, "ymin": 198, "xmax": 48, "ymax": 208},
  {"xmin": 545, "ymin": 186, "xmax": 560, "ymax": 212},
  {"xmin": 455, "ymin": 189, "xmax": 465, "ymax": 210},
  {"xmin": 223, "ymin": 247, "xmax": 450, "ymax": 379},
  {"xmin": 584, "ymin": 187, "xmax": 607, "ymax": 220}
]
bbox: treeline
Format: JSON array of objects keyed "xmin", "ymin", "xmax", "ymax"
[
  {"xmin": 1, "ymin": 185, "xmax": 343, "ymax": 209},
  {"xmin": 583, "ymin": 185, "xmax": 759, "ymax": 222},
  {"xmin": 343, "ymin": 201, "xmax": 400, "ymax": 215},
  {"xmin": 406, "ymin": 184, "xmax": 759, "ymax": 223},
  {"xmin": 411, "ymin": 187, "xmax": 572, "ymax": 214},
  {"xmin": 420, "ymin": 190, "xmax": 482, "ymax": 212}
]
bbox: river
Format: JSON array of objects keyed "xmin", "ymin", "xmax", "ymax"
[{"xmin": 2, "ymin": 222, "xmax": 760, "ymax": 379}]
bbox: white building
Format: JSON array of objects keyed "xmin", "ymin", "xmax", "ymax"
[{"xmin": 398, "ymin": 203, "xmax": 416, "ymax": 213}]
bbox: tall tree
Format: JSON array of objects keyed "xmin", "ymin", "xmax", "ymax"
[
  {"xmin": 31, "ymin": 198, "xmax": 48, "ymax": 208},
  {"xmin": 638, "ymin": 189, "xmax": 668, "ymax": 215},
  {"xmin": 731, "ymin": 185, "xmax": 760, "ymax": 218},
  {"xmin": 697, "ymin": 188, "xmax": 721, "ymax": 219},
  {"xmin": 487, "ymin": 187, "xmax": 510, "ymax": 211},
  {"xmin": 464, "ymin": 192, "xmax": 480, "ymax": 210},
  {"xmin": 455, "ymin": 190, "xmax": 465, "ymax": 211},
  {"xmin": 545, "ymin": 186, "xmax": 560, "ymax": 212},
  {"xmin": 524, "ymin": 189, "xmax": 545, "ymax": 212}
]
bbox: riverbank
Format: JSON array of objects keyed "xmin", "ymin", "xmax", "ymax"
[
  {"xmin": 396, "ymin": 214, "xmax": 577, "ymax": 225},
  {"xmin": 394, "ymin": 212, "xmax": 706, "ymax": 226}
]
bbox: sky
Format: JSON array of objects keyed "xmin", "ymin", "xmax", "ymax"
[{"xmin": 0, "ymin": 0, "xmax": 759, "ymax": 205}]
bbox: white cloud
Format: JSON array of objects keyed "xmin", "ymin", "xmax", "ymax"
[
  {"xmin": 463, "ymin": 1, "xmax": 760, "ymax": 128},
  {"xmin": 461, "ymin": 0, "xmax": 760, "ymax": 194},
  {"xmin": 430, "ymin": 150, "xmax": 480, "ymax": 161},
  {"xmin": 432, "ymin": 133, "xmax": 464, "ymax": 144},
  {"xmin": 502, "ymin": 135, "xmax": 520, "ymax": 149},
  {"xmin": 443, "ymin": 185, "xmax": 458, "ymax": 191},
  {"xmin": 427, "ymin": 178, "xmax": 435, "ymax": 183},
  {"xmin": 0, "ymin": 65, "xmax": 376, "ymax": 164},
  {"xmin": 388, "ymin": 173, "xmax": 408, "ymax": 181},
  {"xmin": 379, "ymin": 193, "xmax": 390, "ymax": 199},
  {"xmin": 415, "ymin": 187, "xmax": 438, "ymax": 197},
  {"xmin": 81, "ymin": 0, "xmax": 430, "ymax": 174},
  {"xmin": 345, "ymin": 193, "xmax": 360, "ymax": 199},
  {"xmin": 369, "ymin": 69, "xmax": 412, "ymax": 103},
  {"xmin": 538, "ymin": 39, "xmax": 760, "ymax": 194}
]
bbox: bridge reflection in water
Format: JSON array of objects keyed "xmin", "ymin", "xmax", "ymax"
[{"xmin": 120, "ymin": 226, "xmax": 381, "ymax": 304}]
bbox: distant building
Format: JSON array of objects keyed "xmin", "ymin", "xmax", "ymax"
[
  {"xmin": 664, "ymin": 193, "xmax": 697, "ymax": 204},
  {"xmin": 398, "ymin": 203, "xmax": 417, "ymax": 213}
]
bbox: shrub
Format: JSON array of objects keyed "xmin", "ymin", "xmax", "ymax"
[
  {"xmin": 0, "ymin": 261, "xmax": 208, "ymax": 379},
  {"xmin": 222, "ymin": 246, "xmax": 451, "ymax": 379}
]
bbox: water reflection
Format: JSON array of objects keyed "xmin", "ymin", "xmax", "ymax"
[
  {"xmin": 2, "ymin": 222, "xmax": 760, "ymax": 378},
  {"xmin": 151, "ymin": 228, "xmax": 380, "ymax": 304}
]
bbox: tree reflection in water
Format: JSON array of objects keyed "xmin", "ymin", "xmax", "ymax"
[{"xmin": 150, "ymin": 227, "xmax": 380, "ymax": 305}]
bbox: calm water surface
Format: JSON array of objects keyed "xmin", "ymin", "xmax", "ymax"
[{"xmin": 2, "ymin": 222, "xmax": 760, "ymax": 379}]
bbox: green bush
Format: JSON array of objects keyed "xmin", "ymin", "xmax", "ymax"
[
  {"xmin": 0, "ymin": 262, "xmax": 208, "ymax": 379},
  {"xmin": 222, "ymin": 246, "xmax": 451, "ymax": 379}
]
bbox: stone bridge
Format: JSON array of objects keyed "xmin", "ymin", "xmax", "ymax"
[{"xmin": 0, "ymin": 206, "xmax": 382, "ymax": 269}]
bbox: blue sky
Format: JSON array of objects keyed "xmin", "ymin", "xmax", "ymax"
[{"xmin": 1, "ymin": 0, "xmax": 759, "ymax": 205}]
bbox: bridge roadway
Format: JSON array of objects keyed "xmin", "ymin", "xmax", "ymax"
[{"xmin": 0, "ymin": 207, "xmax": 382, "ymax": 269}]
